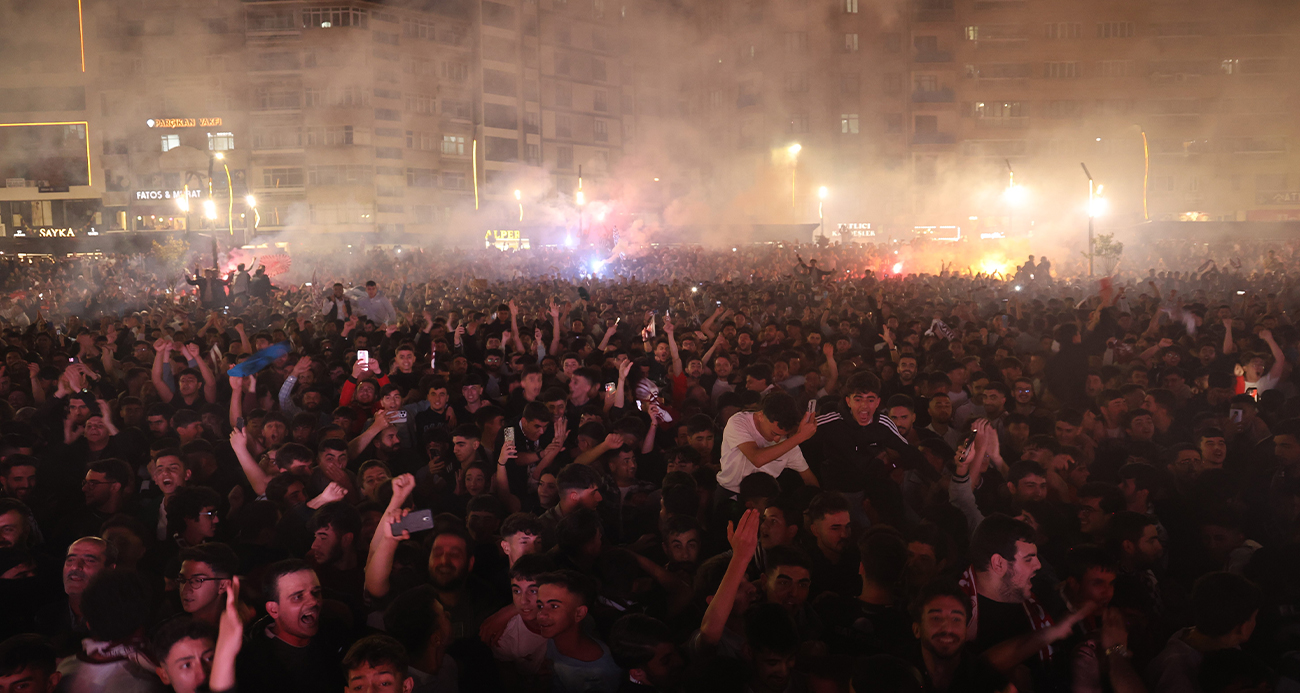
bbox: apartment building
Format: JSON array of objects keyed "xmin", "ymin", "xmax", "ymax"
[{"xmin": 0, "ymin": 0, "xmax": 629, "ymax": 244}]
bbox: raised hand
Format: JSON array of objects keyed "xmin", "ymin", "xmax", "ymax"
[{"xmin": 726, "ymin": 508, "xmax": 761, "ymax": 562}]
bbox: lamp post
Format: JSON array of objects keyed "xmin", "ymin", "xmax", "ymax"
[
  {"xmin": 514, "ymin": 189, "xmax": 523, "ymax": 222},
  {"xmin": 787, "ymin": 143, "xmax": 801, "ymax": 210},
  {"xmin": 576, "ymin": 165, "xmax": 586, "ymax": 241},
  {"xmin": 1002, "ymin": 160, "xmax": 1026, "ymax": 235},
  {"xmin": 245, "ymin": 194, "xmax": 259, "ymax": 242},
  {"xmin": 817, "ymin": 186, "xmax": 828, "ymax": 240},
  {"xmin": 176, "ymin": 187, "xmax": 191, "ymax": 232},
  {"xmin": 1081, "ymin": 163, "xmax": 1106, "ymax": 277}
]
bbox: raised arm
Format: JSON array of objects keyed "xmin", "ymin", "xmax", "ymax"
[
  {"xmin": 229, "ymin": 426, "xmax": 271, "ymax": 497},
  {"xmin": 549, "ymin": 300, "xmax": 563, "ymax": 355},
  {"xmin": 184, "ymin": 343, "xmax": 219, "ymax": 403},
  {"xmin": 494, "ymin": 442, "xmax": 522, "ymax": 514},
  {"xmin": 666, "ymin": 319, "xmax": 683, "ymax": 377},
  {"xmin": 364, "ymin": 475, "xmax": 416, "ymax": 600},
  {"xmin": 208, "ymin": 576, "xmax": 244, "ymax": 693},
  {"xmin": 350, "ymin": 412, "xmax": 399, "ymax": 459},
  {"xmin": 508, "ymin": 300, "xmax": 526, "ymax": 354},
  {"xmin": 151, "ymin": 340, "xmax": 176, "ymax": 402},
  {"xmin": 700, "ymin": 509, "xmax": 759, "ymax": 645},
  {"xmin": 735, "ymin": 413, "xmax": 815, "ymax": 469},
  {"xmin": 1259, "ymin": 329, "xmax": 1285, "ymax": 382},
  {"xmin": 1222, "ymin": 317, "xmax": 1235, "ymax": 355}
]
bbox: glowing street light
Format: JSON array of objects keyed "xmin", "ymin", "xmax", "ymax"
[
  {"xmin": 213, "ymin": 152, "xmax": 224, "ymax": 160},
  {"xmin": 514, "ymin": 189, "xmax": 523, "ymax": 221},
  {"xmin": 1002, "ymin": 183, "xmax": 1027, "ymax": 206},
  {"xmin": 202, "ymin": 199, "xmax": 218, "ymax": 220},
  {"xmin": 1081, "ymin": 162, "xmax": 1103, "ymax": 277},
  {"xmin": 176, "ymin": 194, "xmax": 190, "ymax": 213},
  {"xmin": 575, "ymin": 190, "xmax": 585, "ymax": 206},
  {"xmin": 817, "ymin": 186, "xmax": 829, "ymax": 240},
  {"xmin": 1089, "ymin": 185, "xmax": 1108, "ymax": 218},
  {"xmin": 788, "ymin": 144, "xmax": 801, "ymax": 210},
  {"xmin": 244, "ymin": 194, "xmax": 256, "ymax": 208},
  {"xmin": 787, "ymin": 143, "xmax": 802, "ymax": 156}
]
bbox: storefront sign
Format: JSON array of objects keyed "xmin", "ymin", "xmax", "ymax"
[
  {"xmin": 12, "ymin": 227, "xmax": 79, "ymax": 238},
  {"xmin": 485, "ymin": 229, "xmax": 528, "ymax": 249},
  {"xmin": 837, "ymin": 222, "xmax": 875, "ymax": 238},
  {"xmin": 135, "ymin": 189, "xmax": 202, "ymax": 201},
  {"xmin": 146, "ymin": 117, "xmax": 224, "ymax": 128},
  {"xmin": 1255, "ymin": 191, "xmax": 1300, "ymax": 205}
]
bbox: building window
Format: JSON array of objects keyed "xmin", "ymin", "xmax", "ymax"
[
  {"xmin": 844, "ymin": 33, "xmax": 859, "ymax": 52},
  {"xmin": 556, "ymin": 114, "xmax": 572, "ymax": 138},
  {"xmin": 783, "ymin": 73, "xmax": 808, "ymax": 93},
  {"xmin": 593, "ymin": 90, "xmax": 608, "ymax": 112},
  {"xmin": 1044, "ymin": 62, "xmax": 1080, "ymax": 78},
  {"xmin": 556, "ymin": 53, "xmax": 571, "ymax": 75},
  {"xmin": 788, "ymin": 112, "xmax": 808, "ymax": 133},
  {"xmin": 207, "ymin": 132, "xmax": 234, "ymax": 151},
  {"xmin": 556, "ymin": 83, "xmax": 572, "ymax": 108},
  {"xmin": 845, "ymin": 0, "xmax": 858, "ymax": 12},
  {"xmin": 884, "ymin": 113, "xmax": 902, "ymax": 133},
  {"xmin": 592, "ymin": 58, "xmax": 607, "ymax": 82},
  {"xmin": 374, "ymin": 108, "xmax": 400, "ymax": 121},
  {"xmin": 302, "ymin": 7, "xmax": 367, "ymax": 28},
  {"xmin": 557, "ymin": 145, "xmax": 573, "ymax": 169},
  {"xmin": 1045, "ymin": 22, "xmax": 1081, "ymax": 39},
  {"xmin": 403, "ymin": 18, "xmax": 435, "ymax": 39},
  {"xmin": 261, "ymin": 167, "xmax": 304, "ymax": 187},
  {"xmin": 1096, "ymin": 21, "xmax": 1134, "ymax": 39},
  {"xmin": 161, "ymin": 134, "xmax": 180, "ymax": 152},
  {"xmin": 972, "ymin": 101, "xmax": 1023, "ymax": 118},
  {"xmin": 526, "ymin": 143, "xmax": 540, "ymax": 163},
  {"xmin": 441, "ymin": 135, "xmax": 466, "ymax": 155},
  {"xmin": 406, "ymin": 168, "xmax": 438, "ymax": 187},
  {"xmin": 915, "ymin": 114, "xmax": 938, "ymax": 133},
  {"xmin": 914, "ymin": 35, "xmax": 938, "ymax": 53},
  {"xmin": 405, "ymin": 131, "xmax": 435, "ymax": 150},
  {"xmin": 441, "ymin": 62, "xmax": 468, "ymax": 81},
  {"xmin": 375, "ymin": 147, "xmax": 403, "ymax": 159},
  {"xmin": 373, "ymin": 31, "xmax": 399, "ymax": 45},
  {"xmin": 1097, "ymin": 60, "xmax": 1134, "ymax": 77},
  {"xmin": 840, "ymin": 113, "xmax": 859, "ymax": 134},
  {"xmin": 914, "ymin": 75, "xmax": 939, "ymax": 92},
  {"xmin": 303, "ymin": 125, "xmax": 354, "ymax": 146},
  {"xmin": 785, "ymin": 32, "xmax": 808, "ymax": 53},
  {"xmin": 556, "ymin": 26, "xmax": 571, "ymax": 45},
  {"xmin": 594, "ymin": 119, "xmax": 608, "ymax": 142}
]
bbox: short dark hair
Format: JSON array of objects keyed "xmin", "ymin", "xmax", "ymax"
[
  {"xmin": 275, "ymin": 442, "xmax": 314, "ymax": 470},
  {"xmin": 165, "ymin": 486, "xmax": 222, "ymax": 537},
  {"xmin": 859, "ymin": 528, "xmax": 908, "ymax": 587},
  {"xmin": 0, "ymin": 634, "xmax": 56, "ymax": 678},
  {"xmin": 1107, "ymin": 511, "xmax": 1157, "ymax": 555},
  {"xmin": 555, "ymin": 508, "xmax": 602, "ymax": 555},
  {"xmin": 1065, "ymin": 544, "xmax": 1118, "ymax": 582},
  {"xmin": 82, "ymin": 569, "xmax": 152, "ymax": 642},
  {"xmin": 263, "ymin": 558, "xmax": 314, "ymax": 604},
  {"xmin": 556, "ymin": 462, "xmax": 602, "ymax": 496},
  {"xmin": 342, "ymin": 634, "xmax": 409, "ymax": 680},
  {"xmin": 844, "ymin": 370, "xmax": 882, "ymax": 397},
  {"xmin": 509, "ymin": 553, "xmax": 555, "ymax": 582},
  {"xmin": 909, "ymin": 580, "xmax": 970, "ymax": 623},
  {"xmin": 1007, "ymin": 460, "xmax": 1048, "ymax": 485},
  {"xmin": 969, "ymin": 514, "xmax": 1036, "ymax": 572},
  {"xmin": 308, "ymin": 500, "xmax": 362, "ymax": 539},
  {"xmin": 177, "ymin": 542, "xmax": 239, "ymax": 577},
  {"xmin": 1192, "ymin": 572, "xmax": 1260, "ymax": 638},
  {"xmin": 87, "ymin": 458, "xmax": 132, "ymax": 487},
  {"xmin": 521, "ymin": 401, "xmax": 551, "ymax": 423},
  {"xmin": 806, "ymin": 491, "xmax": 851, "ymax": 524},
  {"xmin": 535, "ymin": 569, "xmax": 597, "ymax": 608},
  {"xmin": 150, "ymin": 616, "xmax": 217, "ymax": 664},
  {"xmin": 758, "ymin": 390, "xmax": 801, "ymax": 432},
  {"xmin": 608, "ymin": 614, "xmax": 673, "ymax": 671},
  {"xmin": 764, "ymin": 545, "xmax": 812, "ymax": 575},
  {"xmin": 500, "ymin": 512, "xmax": 544, "ymax": 540},
  {"xmin": 1117, "ymin": 463, "xmax": 1161, "ymax": 493},
  {"xmin": 1077, "ymin": 482, "xmax": 1124, "ymax": 515}
]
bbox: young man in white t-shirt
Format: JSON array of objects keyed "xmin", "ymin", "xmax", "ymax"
[
  {"xmin": 492, "ymin": 553, "xmax": 552, "ymax": 676},
  {"xmin": 716, "ymin": 391, "xmax": 819, "ymax": 499}
]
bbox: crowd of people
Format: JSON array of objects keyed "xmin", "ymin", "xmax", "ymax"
[{"xmin": 0, "ymin": 238, "xmax": 1297, "ymax": 693}]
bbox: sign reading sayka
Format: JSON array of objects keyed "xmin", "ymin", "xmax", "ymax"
[
  {"xmin": 12, "ymin": 227, "xmax": 81, "ymax": 238},
  {"xmin": 146, "ymin": 117, "xmax": 224, "ymax": 128}
]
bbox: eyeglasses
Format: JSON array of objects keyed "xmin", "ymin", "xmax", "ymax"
[
  {"xmin": 198, "ymin": 510, "xmax": 219, "ymax": 519},
  {"xmin": 176, "ymin": 574, "xmax": 224, "ymax": 589}
]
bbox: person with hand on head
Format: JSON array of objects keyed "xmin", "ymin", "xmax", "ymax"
[{"xmin": 715, "ymin": 391, "xmax": 818, "ymax": 509}]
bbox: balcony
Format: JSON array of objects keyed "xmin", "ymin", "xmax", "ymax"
[
  {"xmin": 974, "ymin": 117, "xmax": 1028, "ymax": 130},
  {"xmin": 914, "ymin": 51, "xmax": 953, "ymax": 63},
  {"xmin": 912, "ymin": 88, "xmax": 954, "ymax": 103},
  {"xmin": 913, "ymin": 132, "xmax": 956, "ymax": 144}
]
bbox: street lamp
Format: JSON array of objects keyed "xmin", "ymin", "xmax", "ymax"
[
  {"xmin": 817, "ymin": 186, "xmax": 828, "ymax": 239},
  {"xmin": 202, "ymin": 199, "xmax": 218, "ymax": 221},
  {"xmin": 1002, "ymin": 159, "xmax": 1026, "ymax": 235},
  {"xmin": 245, "ymin": 194, "xmax": 260, "ymax": 235},
  {"xmin": 787, "ymin": 144, "xmax": 801, "ymax": 210},
  {"xmin": 514, "ymin": 189, "xmax": 523, "ymax": 221},
  {"xmin": 1081, "ymin": 163, "xmax": 1104, "ymax": 277}
]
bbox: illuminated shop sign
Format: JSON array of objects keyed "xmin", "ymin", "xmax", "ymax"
[
  {"xmin": 485, "ymin": 229, "xmax": 529, "ymax": 250},
  {"xmin": 146, "ymin": 117, "xmax": 224, "ymax": 128},
  {"xmin": 135, "ymin": 189, "xmax": 203, "ymax": 201},
  {"xmin": 11, "ymin": 227, "xmax": 83, "ymax": 238},
  {"xmin": 837, "ymin": 222, "xmax": 875, "ymax": 238}
]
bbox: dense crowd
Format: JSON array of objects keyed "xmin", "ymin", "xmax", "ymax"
[{"xmin": 0, "ymin": 240, "xmax": 1297, "ymax": 693}]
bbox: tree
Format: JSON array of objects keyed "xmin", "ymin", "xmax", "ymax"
[{"xmin": 1086, "ymin": 233, "xmax": 1124, "ymax": 276}]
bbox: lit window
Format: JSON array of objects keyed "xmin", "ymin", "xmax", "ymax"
[
  {"xmin": 208, "ymin": 132, "xmax": 235, "ymax": 151},
  {"xmin": 161, "ymin": 134, "xmax": 180, "ymax": 152}
]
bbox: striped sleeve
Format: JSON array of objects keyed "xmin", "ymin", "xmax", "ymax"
[{"xmin": 876, "ymin": 412, "xmax": 908, "ymax": 443}]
